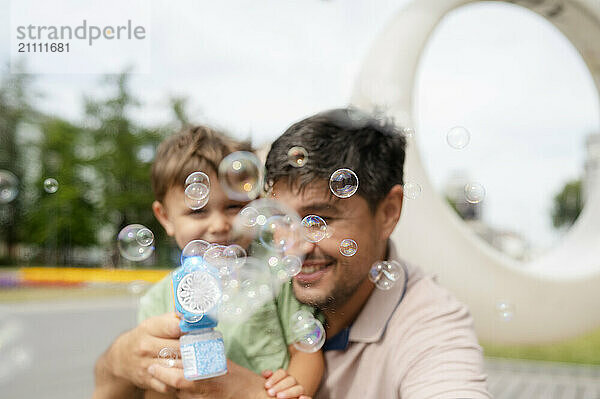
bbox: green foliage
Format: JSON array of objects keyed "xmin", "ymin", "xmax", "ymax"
[
  {"xmin": 551, "ymin": 179, "xmax": 583, "ymax": 229},
  {"xmin": 0, "ymin": 69, "xmax": 190, "ymax": 267}
]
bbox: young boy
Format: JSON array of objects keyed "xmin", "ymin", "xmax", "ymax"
[{"xmin": 140, "ymin": 125, "xmax": 323, "ymax": 399}]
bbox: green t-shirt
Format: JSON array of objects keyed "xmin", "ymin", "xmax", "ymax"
[{"xmin": 138, "ymin": 274, "xmax": 316, "ymax": 374}]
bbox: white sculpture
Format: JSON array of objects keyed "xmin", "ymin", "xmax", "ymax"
[{"xmin": 352, "ymin": 0, "xmax": 600, "ymax": 343}]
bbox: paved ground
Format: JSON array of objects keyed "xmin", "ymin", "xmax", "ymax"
[{"xmin": 1, "ymin": 295, "xmax": 599, "ymax": 398}]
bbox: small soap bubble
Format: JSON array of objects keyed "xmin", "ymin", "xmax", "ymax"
[
  {"xmin": 158, "ymin": 347, "xmax": 179, "ymax": 368},
  {"xmin": 135, "ymin": 228, "xmax": 154, "ymax": 247},
  {"xmin": 127, "ymin": 280, "xmax": 150, "ymax": 295},
  {"xmin": 240, "ymin": 206, "xmax": 259, "ymax": 227},
  {"xmin": 464, "ymin": 183, "xmax": 485, "ymax": 203},
  {"xmin": 185, "ymin": 182, "xmax": 209, "ymax": 201},
  {"xmin": 287, "ymin": 146, "xmax": 308, "ymax": 168},
  {"xmin": 241, "ymin": 280, "xmax": 258, "ymax": 299},
  {"xmin": 268, "ymin": 256, "xmax": 279, "ymax": 267},
  {"xmin": 496, "ymin": 302, "xmax": 515, "ymax": 322},
  {"xmin": 369, "ymin": 260, "xmax": 403, "ymax": 290},
  {"xmin": 446, "ymin": 126, "xmax": 471, "ymax": 149},
  {"xmin": 184, "ymin": 193, "xmax": 209, "ymax": 210},
  {"xmin": 203, "ymin": 245, "xmax": 227, "ymax": 267},
  {"xmin": 290, "ymin": 311, "xmax": 326, "ymax": 353},
  {"xmin": 0, "ymin": 170, "xmax": 19, "ymax": 204},
  {"xmin": 339, "ymin": 239, "xmax": 357, "ymax": 256},
  {"xmin": 180, "ymin": 239, "xmax": 212, "ymax": 265},
  {"xmin": 218, "ymin": 151, "xmax": 263, "ymax": 201},
  {"xmin": 185, "ymin": 172, "xmax": 211, "ymax": 193},
  {"xmin": 302, "ymin": 215, "xmax": 327, "ymax": 243},
  {"xmin": 223, "ymin": 244, "xmax": 247, "ymax": 268},
  {"xmin": 260, "ymin": 215, "xmax": 299, "ymax": 252},
  {"xmin": 329, "ymin": 168, "xmax": 359, "ymax": 198},
  {"xmin": 43, "ymin": 178, "xmax": 59, "ymax": 193},
  {"xmin": 118, "ymin": 224, "xmax": 155, "ymax": 262},
  {"xmin": 282, "ymin": 255, "xmax": 302, "ymax": 277},
  {"xmin": 403, "ymin": 182, "xmax": 422, "ymax": 200},
  {"xmin": 401, "ymin": 127, "xmax": 415, "ymax": 139}
]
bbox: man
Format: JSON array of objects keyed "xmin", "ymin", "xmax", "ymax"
[{"xmin": 140, "ymin": 108, "xmax": 491, "ymax": 398}]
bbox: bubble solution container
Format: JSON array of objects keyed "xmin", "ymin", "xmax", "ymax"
[{"xmin": 172, "ymin": 256, "xmax": 227, "ymax": 380}]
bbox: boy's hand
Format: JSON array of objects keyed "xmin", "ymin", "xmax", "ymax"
[{"xmin": 262, "ymin": 369, "xmax": 312, "ymax": 399}]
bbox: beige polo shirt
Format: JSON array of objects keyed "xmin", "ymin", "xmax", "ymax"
[{"xmin": 315, "ymin": 244, "xmax": 491, "ymax": 399}]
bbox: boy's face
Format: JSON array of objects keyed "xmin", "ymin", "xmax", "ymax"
[{"xmin": 153, "ymin": 172, "xmax": 248, "ymax": 249}]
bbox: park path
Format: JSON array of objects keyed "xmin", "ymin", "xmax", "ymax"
[{"xmin": 0, "ymin": 296, "xmax": 599, "ymax": 398}]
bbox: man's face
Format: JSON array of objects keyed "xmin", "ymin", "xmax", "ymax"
[
  {"xmin": 156, "ymin": 171, "xmax": 248, "ymax": 249},
  {"xmin": 272, "ymin": 180, "xmax": 388, "ymax": 309}
]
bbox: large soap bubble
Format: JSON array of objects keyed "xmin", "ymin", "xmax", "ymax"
[
  {"xmin": 117, "ymin": 224, "xmax": 155, "ymax": 262},
  {"xmin": 301, "ymin": 215, "xmax": 328, "ymax": 243},
  {"xmin": 329, "ymin": 168, "xmax": 359, "ymax": 198},
  {"xmin": 368, "ymin": 260, "xmax": 404, "ymax": 291},
  {"xmin": 218, "ymin": 151, "xmax": 263, "ymax": 201},
  {"xmin": 180, "ymin": 239, "xmax": 212, "ymax": 265},
  {"xmin": 290, "ymin": 311, "xmax": 326, "ymax": 353}
]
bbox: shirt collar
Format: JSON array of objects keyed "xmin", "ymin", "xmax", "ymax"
[{"xmin": 348, "ymin": 240, "xmax": 408, "ymax": 343}]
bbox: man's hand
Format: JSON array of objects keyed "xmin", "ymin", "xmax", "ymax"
[
  {"xmin": 93, "ymin": 312, "xmax": 183, "ymax": 398},
  {"xmin": 147, "ymin": 359, "xmax": 271, "ymax": 399}
]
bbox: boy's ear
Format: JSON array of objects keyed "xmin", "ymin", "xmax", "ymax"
[{"xmin": 152, "ymin": 200, "xmax": 175, "ymax": 237}]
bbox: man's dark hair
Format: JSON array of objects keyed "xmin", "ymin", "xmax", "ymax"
[{"xmin": 265, "ymin": 107, "xmax": 407, "ymax": 211}]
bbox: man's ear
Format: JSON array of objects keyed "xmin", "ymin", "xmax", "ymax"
[
  {"xmin": 152, "ymin": 200, "xmax": 175, "ymax": 237},
  {"xmin": 376, "ymin": 184, "xmax": 404, "ymax": 241}
]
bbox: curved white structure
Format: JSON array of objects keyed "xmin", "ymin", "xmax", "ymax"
[{"xmin": 352, "ymin": 0, "xmax": 600, "ymax": 344}]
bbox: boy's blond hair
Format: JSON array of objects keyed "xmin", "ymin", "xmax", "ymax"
[{"xmin": 151, "ymin": 125, "xmax": 251, "ymax": 202}]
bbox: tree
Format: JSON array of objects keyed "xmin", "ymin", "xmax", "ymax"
[
  {"xmin": 0, "ymin": 66, "xmax": 36, "ymax": 263},
  {"xmin": 551, "ymin": 179, "xmax": 583, "ymax": 229}
]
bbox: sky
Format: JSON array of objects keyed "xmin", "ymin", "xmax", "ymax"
[{"xmin": 1, "ymin": 0, "xmax": 598, "ymax": 255}]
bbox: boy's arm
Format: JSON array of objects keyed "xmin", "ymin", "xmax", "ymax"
[{"xmin": 285, "ymin": 345, "xmax": 324, "ymax": 396}]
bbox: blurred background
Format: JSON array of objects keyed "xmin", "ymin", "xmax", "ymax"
[{"xmin": 1, "ymin": 0, "xmax": 599, "ymax": 398}]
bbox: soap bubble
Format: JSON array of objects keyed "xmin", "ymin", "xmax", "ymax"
[
  {"xmin": 403, "ymin": 182, "xmax": 422, "ymax": 200},
  {"xmin": 329, "ymin": 168, "xmax": 359, "ymax": 198},
  {"xmin": 447, "ymin": 126, "xmax": 471, "ymax": 149},
  {"xmin": 223, "ymin": 244, "xmax": 247, "ymax": 269},
  {"xmin": 339, "ymin": 239, "xmax": 357, "ymax": 256},
  {"xmin": 287, "ymin": 146, "xmax": 308, "ymax": 168},
  {"xmin": 464, "ymin": 183, "xmax": 486, "ymax": 204},
  {"xmin": 127, "ymin": 280, "xmax": 150, "ymax": 295},
  {"xmin": 184, "ymin": 172, "xmax": 210, "ymax": 210},
  {"xmin": 185, "ymin": 182, "xmax": 210, "ymax": 201},
  {"xmin": 43, "ymin": 178, "xmax": 59, "ymax": 193},
  {"xmin": 185, "ymin": 172, "xmax": 211, "ymax": 194},
  {"xmin": 241, "ymin": 279, "xmax": 259, "ymax": 299},
  {"xmin": 176, "ymin": 270, "xmax": 222, "ymax": 314},
  {"xmin": 239, "ymin": 206, "xmax": 259, "ymax": 227},
  {"xmin": 282, "ymin": 255, "xmax": 302, "ymax": 277},
  {"xmin": 0, "ymin": 170, "xmax": 19, "ymax": 204},
  {"xmin": 218, "ymin": 151, "xmax": 263, "ymax": 201},
  {"xmin": 496, "ymin": 302, "xmax": 515, "ymax": 322},
  {"xmin": 260, "ymin": 215, "xmax": 300, "ymax": 252},
  {"xmin": 180, "ymin": 239, "xmax": 212, "ymax": 265},
  {"xmin": 204, "ymin": 245, "xmax": 227, "ymax": 268},
  {"xmin": 184, "ymin": 192, "xmax": 209, "ymax": 210},
  {"xmin": 117, "ymin": 224, "xmax": 155, "ymax": 262},
  {"xmin": 136, "ymin": 228, "xmax": 154, "ymax": 247},
  {"xmin": 302, "ymin": 215, "xmax": 328, "ymax": 243},
  {"xmin": 158, "ymin": 347, "xmax": 179, "ymax": 368},
  {"xmin": 401, "ymin": 127, "xmax": 415, "ymax": 139},
  {"xmin": 232, "ymin": 199, "xmax": 306, "ymax": 260},
  {"xmin": 368, "ymin": 260, "xmax": 404, "ymax": 290},
  {"xmin": 290, "ymin": 311, "xmax": 326, "ymax": 353}
]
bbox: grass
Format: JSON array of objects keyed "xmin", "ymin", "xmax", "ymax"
[{"xmin": 482, "ymin": 327, "xmax": 600, "ymax": 365}]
